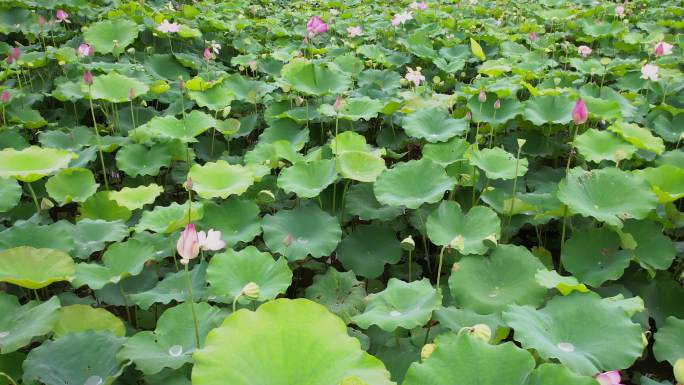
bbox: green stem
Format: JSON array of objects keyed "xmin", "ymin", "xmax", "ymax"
[
  {"xmin": 417, "ymin": 210, "xmax": 432, "ymax": 276},
  {"xmin": 26, "ymin": 182, "xmax": 41, "ymax": 214},
  {"xmin": 118, "ymin": 283, "xmax": 132, "ymax": 325},
  {"xmin": 505, "ymin": 146, "xmax": 524, "ymax": 238},
  {"xmin": 184, "ymin": 264, "xmax": 201, "ymax": 349},
  {"xmin": 436, "ymin": 246, "xmax": 446, "ymax": 290},
  {"xmin": 408, "ymin": 249, "xmax": 413, "ymax": 282},
  {"xmin": 0, "ymin": 372, "xmax": 18, "ymax": 385},
  {"xmin": 88, "ymin": 88, "xmax": 109, "ymax": 190},
  {"xmin": 232, "ymin": 293, "xmax": 241, "ymax": 313}
]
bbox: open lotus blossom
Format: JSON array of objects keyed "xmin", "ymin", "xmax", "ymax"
[
  {"xmin": 77, "ymin": 43, "xmax": 93, "ymax": 58},
  {"xmin": 347, "ymin": 26, "xmax": 362, "ymax": 37},
  {"xmin": 572, "ymin": 98, "xmax": 588, "ymax": 124},
  {"xmin": 410, "ymin": 1, "xmax": 428, "ymax": 10},
  {"xmin": 177, "ymin": 223, "xmax": 200, "ymax": 265},
  {"xmin": 641, "ymin": 63, "xmax": 659, "ymax": 81},
  {"xmin": 198, "ymin": 229, "xmax": 226, "ymax": 251},
  {"xmin": 157, "ymin": 19, "xmax": 180, "ymax": 33},
  {"xmin": 55, "ymin": 9, "xmax": 70, "ymax": 23},
  {"xmin": 654, "ymin": 41, "xmax": 673, "ymax": 57},
  {"xmin": 577, "ymin": 45, "xmax": 592, "ymax": 57},
  {"xmin": 203, "ymin": 47, "xmax": 213, "ymax": 61},
  {"xmin": 405, "ymin": 67, "xmax": 425, "ymax": 87},
  {"xmin": 615, "ymin": 4, "xmax": 625, "ymax": 17},
  {"xmin": 306, "ymin": 16, "xmax": 328, "ymax": 37},
  {"xmin": 595, "ymin": 371, "xmax": 624, "ymax": 385},
  {"xmin": 1, "ymin": 90, "xmax": 9, "ymax": 104},
  {"xmin": 391, "ymin": 11, "xmax": 413, "ymax": 26},
  {"xmin": 330, "ymin": 8, "xmax": 339, "ymax": 16}
]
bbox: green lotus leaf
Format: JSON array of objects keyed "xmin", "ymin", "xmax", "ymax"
[
  {"xmin": 526, "ymin": 363, "xmax": 599, "ymax": 385},
  {"xmin": 90, "ymin": 72, "xmax": 148, "ymax": 103},
  {"xmin": 449, "ymin": 244, "xmax": 546, "ymax": 314},
  {"xmin": 469, "ymin": 147, "xmax": 528, "ymax": 180},
  {"xmin": 108, "ymin": 184, "xmax": 163, "ymax": 210},
  {"xmin": 336, "ymin": 224, "xmax": 402, "ymax": 279},
  {"xmin": 135, "ymin": 201, "xmax": 203, "ymax": 233},
  {"xmin": 426, "ymin": 201, "xmax": 500, "ymax": 255},
  {"xmin": 207, "ymin": 246, "xmax": 292, "ymax": 302},
  {"xmin": 403, "ymin": 333, "xmax": 535, "ymax": 385},
  {"xmin": 79, "ymin": 191, "xmax": 132, "ymax": 222},
  {"xmin": 467, "ymin": 94, "xmax": 521, "ymax": 126},
  {"xmin": 523, "ymin": 95, "xmax": 574, "ymax": 126},
  {"xmin": 503, "ymin": 292, "xmax": 644, "ymax": 376},
  {"xmin": 281, "ymin": 58, "xmax": 351, "ymax": 96},
  {"xmin": 53, "ymin": 304, "xmax": 125, "ymax": 338},
  {"xmin": 73, "ymin": 239, "xmax": 155, "ymax": 290},
  {"xmin": 132, "ymin": 111, "xmax": 217, "ymax": 143},
  {"xmin": 422, "ymin": 137, "xmax": 469, "ymax": 167},
  {"xmin": 129, "ymin": 263, "xmax": 207, "ymax": 310},
  {"xmin": 0, "ymin": 246, "xmax": 75, "ymax": 289},
  {"xmin": 402, "ymin": 108, "xmax": 468, "ymax": 143},
  {"xmin": 352, "ymin": 278, "xmax": 441, "ymax": 331},
  {"xmin": 192, "ymin": 298, "xmax": 393, "ymax": 385},
  {"xmin": 338, "ymin": 151, "xmax": 387, "ymax": 183},
  {"xmin": 187, "ymin": 84, "xmax": 235, "ymax": 111},
  {"xmin": 374, "ymin": 159, "xmax": 455, "ymax": 209},
  {"xmin": 118, "ymin": 302, "xmax": 225, "ymax": 375},
  {"xmin": 259, "ymin": 119, "xmax": 308, "ymax": 149},
  {"xmin": 45, "ymin": 168, "xmax": 99, "ymax": 205},
  {"xmin": 344, "ymin": 183, "xmax": 405, "ymax": 221},
  {"xmin": 319, "ymin": 97, "xmax": 384, "ymax": 121},
  {"xmin": 557, "ymin": 168, "xmax": 658, "ymax": 228},
  {"xmin": 0, "ymin": 220, "xmax": 74, "ymax": 254},
  {"xmin": 653, "ymin": 316, "xmax": 684, "ymax": 365},
  {"xmin": 535, "ymin": 269, "xmax": 589, "ymax": 296},
  {"xmin": 84, "ymin": 18, "xmax": 139, "ymax": 54},
  {"xmin": 222, "ymin": 74, "xmax": 276, "ymax": 103},
  {"xmin": 22, "ymin": 331, "xmax": 127, "ymax": 385},
  {"xmin": 635, "ymin": 165, "xmax": 684, "ymax": 203},
  {"xmin": 622, "ymin": 219, "xmax": 676, "ymax": 271},
  {"xmin": 262, "ymin": 205, "xmax": 342, "ymax": 261},
  {"xmin": 574, "ymin": 129, "xmax": 636, "ymax": 163},
  {"xmin": 115, "ymin": 143, "xmax": 172, "ymax": 177},
  {"xmin": 305, "ymin": 269, "xmax": 366, "ymax": 324},
  {"xmin": 0, "ymin": 294, "xmax": 60, "ymax": 354},
  {"xmin": 330, "ymin": 131, "xmax": 377, "ymax": 155},
  {"xmin": 189, "ymin": 160, "xmax": 254, "ymax": 199},
  {"xmin": 608, "ymin": 121, "xmax": 665, "ymax": 154},
  {"xmin": 0, "ymin": 146, "xmax": 76, "ymax": 182},
  {"xmin": 561, "ymin": 228, "xmax": 632, "ymax": 287},
  {"xmin": 0, "ymin": 177, "xmax": 21, "ymax": 212},
  {"xmin": 278, "ymin": 159, "xmax": 338, "ymax": 198},
  {"xmin": 200, "ymin": 198, "xmax": 261, "ymax": 246},
  {"xmin": 433, "ymin": 307, "xmax": 505, "ymax": 336}
]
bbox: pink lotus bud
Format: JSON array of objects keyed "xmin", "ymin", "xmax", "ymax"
[
  {"xmin": 1, "ymin": 90, "xmax": 9, "ymax": 104},
  {"xmin": 178, "ymin": 78, "xmax": 185, "ymax": 89},
  {"xmin": 478, "ymin": 89, "xmax": 487, "ymax": 103},
  {"xmin": 572, "ymin": 98, "xmax": 588, "ymax": 125},
  {"xmin": 10, "ymin": 47, "xmax": 20, "ymax": 61},
  {"xmin": 184, "ymin": 177, "xmax": 193, "ymax": 190},
  {"xmin": 77, "ymin": 43, "xmax": 93, "ymax": 58},
  {"xmin": 615, "ymin": 4, "xmax": 625, "ymax": 17},
  {"xmin": 203, "ymin": 47, "xmax": 212, "ymax": 61},
  {"xmin": 83, "ymin": 70, "xmax": 93, "ymax": 86},
  {"xmin": 283, "ymin": 233, "xmax": 293, "ymax": 247},
  {"xmin": 333, "ymin": 96, "xmax": 344, "ymax": 112},
  {"xmin": 465, "ymin": 111, "xmax": 472, "ymax": 120},
  {"xmin": 128, "ymin": 88, "xmax": 135, "ymax": 100},
  {"xmin": 528, "ymin": 31, "xmax": 538, "ymax": 41},
  {"xmin": 55, "ymin": 9, "xmax": 70, "ymax": 23},
  {"xmin": 177, "ymin": 224, "xmax": 200, "ymax": 265},
  {"xmin": 38, "ymin": 15, "xmax": 46, "ymax": 26},
  {"xmin": 5, "ymin": 56, "xmax": 13, "ymax": 65},
  {"xmin": 493, "ymin": 99, "xmax": 501, "ymax": 109},
  {"xmin": 595, "ymin": 371, "xmax": 624, "ymax": 385}
]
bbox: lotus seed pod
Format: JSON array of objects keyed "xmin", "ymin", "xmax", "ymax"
[
  {"xmin": 460, "ymin": 323, "xmax": 492, "ymax": 342},
  {"xmin": 40, "ymin": 198, "xmax": 54, "ymax": 210},
  {"xmin": 517, "ymin": 138, "xmax": 527, "ymax": 148},
  {"xmin": 674, "ymin": 358, "xmax": 684, "ymax": 384},
  {"xmin": 256, "ymin": 189, "xmax": 276, "ymax": 204},
  {"xmin": 400, "ymin": 236, "xmax": 415, "ymax": 251},
  {"xmin": 241, "ymin": 282, "xmax": 260, "ymax": 300},
  {"xmin": 420, "ymin": 343, "xmax": 435, "ymax": 361}
]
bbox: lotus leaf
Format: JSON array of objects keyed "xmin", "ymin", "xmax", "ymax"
[
  {"xmin": 0, "ymin": 146, "xmax": 76, "ymax": 182},
  {"xmin": 374, "ymin": 159, "xmax": 455, "ymax": 209},
  {"xmin": 0, "ymin": 294, "xmax": 60, "ymax": 354},
  {"xmin": 188, "ymin": 160, "xmax": 254, "ymax": 199},
  {"xmin": 0, "ymin": 246, "xmax": 75, "ymax": 289},
  {"xmin": 426, "ymin": 201, "xmax": 500, "ymax": 255},
  {"xmin": 336, "ymin": 224, "xmax": 402, "ymax": 279}
]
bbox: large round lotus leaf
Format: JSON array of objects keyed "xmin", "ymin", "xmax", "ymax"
[
  {"xmin": 0, "ymin": 220, "xmax": 74, "ymax": 254},
  {"xmin": 344, "ymin": 183, "xmax": 405, "ymax": 221},
  {"xmin": 133, "ymin": 111, "xmax": 217, "ymax": 143},
  {"xmin": 73, "ymin": 239, "xmax": 155, "ymax": 290},
  {"xmin": 374, "ymin": 159, "xmax": 455, "ymax": 209},
  {"xmin": 189, "ymin": 160, "xmax": 254, "ymax": 199},
  {"xmin": 129, "ymin": 263, "xmax": 207, "ymax": 310},
  {"xmin": 305, "ymin": 269, "xmax": 366, "ymax": 324},
  {"xmin": 503, "ymin": 292, "xmax": 644, "ymax": 376},
  {"xmin": 0, "ymin": 178, "xmax": 21, "ymax": 212},
  {"xmin": 561, "ymin": 228, "xmax": 631, "ymax": 287},
  {"xmin": 90, "ymin": 72, "xmax": 149, "ymax": 103},
  {"xmin": 338, "ymin": 151, "xmax": 386, "ymax": 182},
  {"xmin": 467, "ymin": 94, "xmax": 522, "ymax": 126},
  {"xmin": 448, "ymin": 244, "xmax": 546, "ymax": 314},
  {"xmin": 336, "ymin": 224, "xmax": 402, "ymax": 279},
  {"xmin": 352, "ymin": 278, "xmax": 441, "ymax": 331},
  {"xmin": 0, "ymin": 247, "xmax": 75, "ymax": 289},
  {"xmin": 433, "ymin": 307, "xmax": 505, "ymax": 337},
  {"xmin": 0, "ymin": 146, "xmax": 76, "ymax": 182},
  {"xmin": 108, "ymin": 184, "xmax": 163, "ymax": 210},
  {"xmin": 608, "ymin": 121, "xmax": 665, "ymax": 155},
  {"xmin": 261, "ymin": 205, "xmax": 342, "ymax": 261},
  {"xmin": 118, "ymin": 302, "xmax": 225, "ymax": 375},
  {"xmin": 83, "ymin": 18, "xmax": 139, "ymax": 54},
  {"xmin": 558, "ymin": 167, "xmax": 658, "ymax": 228},
  {"xmin": 330, "ymin": 131, "xmax": 375, "ymax": 155},
  {"xmin": 187, "ymin": 84, "xmax": 236, "ymax": 111},
  {"xmin": 426, "ymin": 201, "xmax": 500, "ymax": 255},
  {"xmin": 115, "ymin": 143, "xmax": 172, "ymax": 177},
  {"xmin": 207, "ymin": 246, "xmax": 292, "ymax": 302},
  {"xmin": 402, "ymin": 108, "xmax": 468, "ymax": 143},
  {"xmin": 403, "ymin": 333, "xmax": 535, "ymax": 385},
  {"xmin": 653, "ymin": 316, "xmax": 684, "ymax": 365},
  {"xmin": 53, "ymin": 304, "xmax": 125, "ymax": 338},
  {"xmin": 79, "ymin": 191, "xmax": 132, "ymax": 222},
  {"xmin": 422, "ymin": 137, "xmax": 470, "ymax": 167},
  {"xmin": 574, "ymin": 129, "xmax": 636, "ymax": 164},
  {"xmin": 135, "ymin": 201, "xmax": 203, "ymax": 233},
  {"xmin": 200, "ymin": 198, "xmax": 261, "ymax": 245},
  {"xmin": 22, "ymin": 331, "xmax": 127, "ymax": 385},
  {"xmin": 281, "ymin": 58, "xmax": 351, "ymax": 96},
  {"xmin": 469, "ymin": 147, "xmax": 528, "ymax": 180},
  {"xmin": 635, "ymin": 165, "xmax": 684, "ymax": 203},
  {"xmin": 526, "ymin": 363, "xmax": 598, "ymax": 385},
  {"xmin": 522, "ymin": 95, "xmax": 574, "ymax": 126},
  {"xmin": 319, "ymin": 97, "xmax": 384, "ymax": 121},
  {"xmin": 45, "ymin": 168, "xmax": 99, "ymax": 205},
  {"xmin": 535, "ymin": 269, "xmax": 589, "ymax": 296},
  {"xmin": 277, "ymin": 159, "xmax": 338, "ymax": 198},
  {"xmin": 623, "ymin": 220, "xmax": 676, "ymax": 271},
  {"xmin": 0, "ymin": 294, "xmax": 60, "ymax": 354},
  {"xmin": 192, "ymin": 298, "xmax": 393, "ymax": 385}
]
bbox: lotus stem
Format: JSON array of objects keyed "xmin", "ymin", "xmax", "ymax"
[
  {"xmin": 436, "ymin": 246, "xmax": 446, "ymax": 290},
  {"xmin": 232, "ymin": 293, "xmax": 241, "ymax": 313},
  {"xmin": 26, "ymin": 182, "xmax": 41, "ymax": 214},
  {"xmin": 184, "ymin": 264, "xmax": 201, "ymax": 349},
  {"xmin": 88, "ymin": 88, "xmax": 109, "ymax": 190},
  {"xmin": 408, "ymin": 249, "xmax": 413, "ymax": 282},
  {"xmin": 117, "ymin": 283, "xmax": 132, "ymax": 325},
  {"xmin": 0, "ymin": 372, "xmax": 18, "ymax": 385},
  {"xmin": 505, "ymin": 144, "xmax": 524, "ymax": 236}
]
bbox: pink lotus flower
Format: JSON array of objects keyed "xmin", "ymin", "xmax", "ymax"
[
  {"xmin": 203, "ymin": 47, "xmax": 213, "ymax": 61},
  {"xmin": 405, "ymin": 67, "xmax": 425, "ymax": 87},
  {"xmin": 306, "ymin": 16, "xmax": 328, "ymax": 37},
  {"xmin": 528, "ymin": 31, "xmax": 538, "ymax": 41},
  {"xmin": 37, "ymin": 15, "xmax": 46, "ymax": 27},
  {"xmin": 465, "ymin": 111, "xmax": 472, "ymax": 120},
  {"xmin": 478, "ymin": 88, "xmax": 487, "ymax": 103},
  {"xmin": 6, "ymin": 47, "xmax": 20, "ymax": 64},
  {"xmin": 347, "ymin": 26, "xmax": 362, "ymax": 37},
  {"xmin": 1, "ymin": 90, "xmax": 9, "ymax": 104},
  {"xmin": 128, "ymin": 88, "xmax": 136, "ymax": 100},
  {"xmin": 493, "ymin": 99, "xmax": 501, "ymax": 109},
  {"xmin": 654, "ymin": 41, "xmax": 673, "ymax": 57},
  {"xmin": 55, "ymin": 9, "xmax": 70, "ymax": 23},
  {"xmin": 391, "ymin": 11, "xmax": 413, "ymax": 27},
  {"xmin": 197, "ymin": 229, "xmax": 226, "ymax": 251},
  {"xmin": 77, "ymin": 43, "xmax": 93, "ymax": 58},
  {"xmin": 83, "ymin": 70, "xmax": 93, "ymax": 86},
  {"xmin": 177, "ymin": 224, "xmax": 200, "ymax": 265},
  {"xmin": 157, "ymin": 19, "xmax": 180, "ymax": 34},
  {"xmin": 615, "ymin": 4, "xmax": 625, "ymax": 17},
  {"xmin": 577, "ymin": 45, "xmax": 592, "ymax": 57},
  {"xmin": 333, "ymin": 95, "xmax": 344, "ymax": 112},
  {"xmin": 595, "ymin": 371, "xmax": 624, "ymax": 385},
  {"xmin": 572, "ymin": 98, "xmax": 588, "ymax": 124},
  {"xmin": 410, "ymin": 1, "xmax": 428, "ymax": 10},
  {"xmin": 641, "ymin": 63, "xmax": 659, "ymax": 81}
]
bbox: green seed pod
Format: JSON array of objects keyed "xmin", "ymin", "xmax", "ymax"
[{"xmin": 241, "ymin": 282, "xmax": 260, "ymax": 300}]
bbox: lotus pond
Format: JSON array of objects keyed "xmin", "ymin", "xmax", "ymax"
[{"xmin": 0, "ymin": 0, "xmax": 683, "ymax": 384}]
